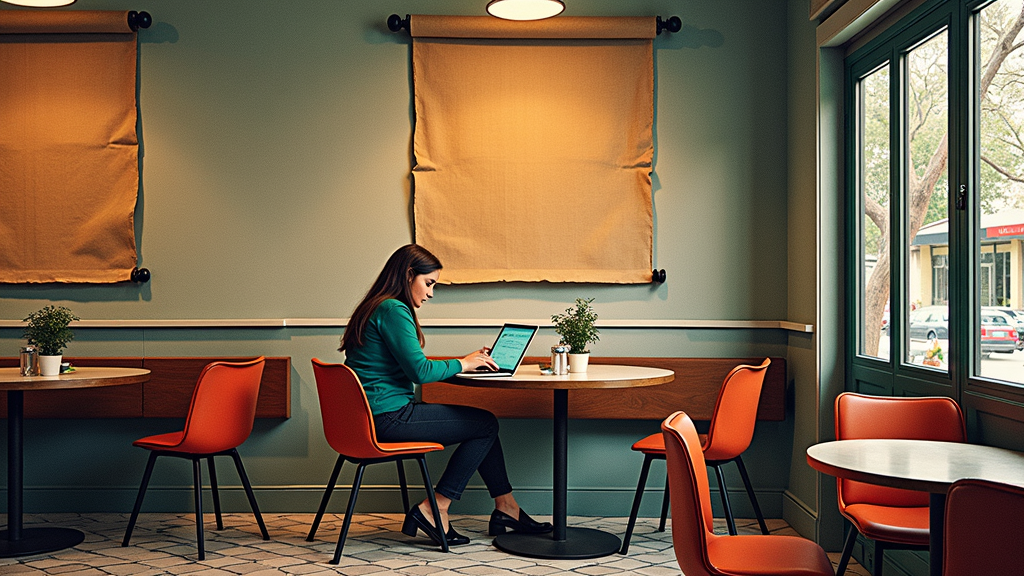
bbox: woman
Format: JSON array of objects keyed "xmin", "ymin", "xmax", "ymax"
[{"xmin": 340, "ymin": 244, "xmax": 552, "ymax": 546}]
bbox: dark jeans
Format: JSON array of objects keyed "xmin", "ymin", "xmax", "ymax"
[{"xmin": 374, "ymin": 402, "xmax": 513, "ymax": 502}]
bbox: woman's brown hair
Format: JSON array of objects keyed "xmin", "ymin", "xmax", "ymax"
[{"xmin": 340, "ymin": 244, "xmax": 442, "ymax": 351}]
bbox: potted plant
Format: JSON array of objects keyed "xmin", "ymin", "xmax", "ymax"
[
  {"xmin": 922, "ymin": 338, "xmax": 943, "ymax": 367},
  {"xmin": 22, "ymin": 305, "xmax": 79, "ymax": 376},
  {"xmin": 551, "ymin": 297, "xmax": 600, "ymax": 373}
]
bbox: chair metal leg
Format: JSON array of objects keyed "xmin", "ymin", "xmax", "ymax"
[
  {"xmin": 658, "ymin": 484, "xmax": 670, "ymax": 532},
  {"xmin": 192, "ymin": 458, "xmax": 206, "ymax": 560},
  {"xmin": 873, "ymin": 540, "xmax": 885, "ymax": 576},
  {"xmin": 416, "ymin": 455, "xmax": 449, "ymax": 553},
  {"xmin": 835, "ymin": 522, "xmax": 858, "ymax": 576},
  {"xmin": 620, "ymin": 454, "xmax": 655, "ymax": 554},
  {"xmin": 208, "ymin": 456, "xmax": 224, "ymax": 531},
  {"xmin": 122, "ymin": 451, "xmax": 159, "ymax": 547},
  {"xmin": 397, "ymin": 459, "xmax": 410, "ymax": 513},
  {"xmin": 229, "ymin": 449, "xmax": 269, "ymax": 540},
  {"xmin": 712, "ymin": 463, "xmax": 738, "ymax": 535},
  {"xmin": 331, "ymin": 463, "xmax": 366, "ymax": 564},
  {"xmin": 308, "ymin": 455, "xmax": 345, "ymax": 541},
  {"xmin": 733, "ymin": 456, "xmax": 768, "ymax": 535}
]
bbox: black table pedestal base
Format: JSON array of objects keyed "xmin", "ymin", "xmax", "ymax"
[
  {"xmin": 0, "ymin": 527, "xmax": 85, "ymax": 558},
  {"xmin": 493, "ymin": 527, "xmax": 622, "ymax": 560}
]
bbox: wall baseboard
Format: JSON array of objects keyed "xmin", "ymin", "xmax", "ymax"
[{"xmin": 781, "ymin": 490, "xmax": 818, "ymax": 541}]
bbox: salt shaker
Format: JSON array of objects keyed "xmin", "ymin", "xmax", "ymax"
[
  {"xmin": 551, "ymin": 344, "xmax": 570, "ymax": 375},
  {"xmin": 20, "ymin": 346, "xmax": 39, "ymax": 376}
]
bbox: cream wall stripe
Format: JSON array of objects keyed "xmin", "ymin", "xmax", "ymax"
[{"xmin": 0, "ymin": 318, "xmax": 814, "ymax": 332}]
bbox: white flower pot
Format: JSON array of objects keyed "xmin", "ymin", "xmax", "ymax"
[
  {"xmin": 39, "ymin": 355, "xmax": 63, "ymax": 376},
  {"xmin": 568, "ymin": 353, "xmax": 590, "ymax": 373}
]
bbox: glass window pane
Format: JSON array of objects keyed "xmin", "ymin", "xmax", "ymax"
[
  {"xmin": 977, "ymin": 0, "xmax": 1024, "ymax": 384},
  {"xmin": 905, "ymin": 30, "xmax": 949, "ymax": 370},
  {"xmin": 859, "ymin": 64, "xmax": 891, "ymax": 361}
]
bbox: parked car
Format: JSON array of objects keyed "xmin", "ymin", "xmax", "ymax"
[
  {"xmin": 908, "ymin": 306, "xmax": 949, "ymax": 340},
  {"xmin": 905, "ymin": 305, "xmax": 1022, "ymax": 353},
  {"xmin": 981, "ymin": 310, "xmax": 1020, "ymax": 355},
  {"xmin": 982, "ymin": 306, "xmax": 1024, "ymax": 343}
]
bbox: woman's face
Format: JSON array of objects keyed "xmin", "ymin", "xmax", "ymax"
[{"xmin": 409, "ymin": 270, "xmax": 440, "ymax": 308}]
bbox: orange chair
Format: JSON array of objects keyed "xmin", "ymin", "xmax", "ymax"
[
  {"xmin": 305, "ymin": 359, "xmax": 449, "ymax": 563},
  {"xmin": 942, "ymin": 478, "xmax": 1024, "ymax": 576},
  {"xmin": 663, "ymin": 410, "xmax": 835, "ymax": 576},
  {"xmin": 122, "ymin": 358, "xmax": 270, "ymax": 560},
  {"xmin": 621, "ymin": 358, "xmax": 771, "ymax": 554},
  {"xmin": 833, "ymin": 393, "xmax": 965, "ymax": 576}
]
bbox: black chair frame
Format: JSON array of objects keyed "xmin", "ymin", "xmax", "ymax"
[
  {"xmin": 122, "ymin": 448, "xmax": 270, "ymax": 560},
  {"xmin": 306, "ymin": 452, "xmax": 448, "ymax": 564},
  {"xmin": 620, "ymin": 452, "xmax": 768, "ymax": 554},
  {"xmin": 836, "ymin": 522, "xmax": 928, "ymax": 576}
]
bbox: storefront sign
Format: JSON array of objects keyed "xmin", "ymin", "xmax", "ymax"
[{"xmin": 986, "ymin": 224, "xmax": 1024, "ymax": 237}]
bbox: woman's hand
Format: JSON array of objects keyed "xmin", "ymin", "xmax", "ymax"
[{"xmin": 460, "ymin": 347, "xmax": 499, "ymax": 372}]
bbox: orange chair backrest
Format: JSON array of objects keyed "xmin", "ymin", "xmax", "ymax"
[
  {"xmin": 943, "ymin": 478, "xmax": 1024, "ymax": 576},
  {"xmin": 176, "ymin": 357, "xmax": 265, "ymax": 454},
  {"xmin": 835, "ymin": 392, "xmax": 965, "ymax": 508},
  {"xmin": 702, "ymin": 358, "xmax": 771, "ymax": 461},
  {"xmin": 663, "ymin": 410, "xmax": 720, "ymax": 576},
  {"xmin": 311, "ymin": 358, "xmax": 388, "ymax": 460}
]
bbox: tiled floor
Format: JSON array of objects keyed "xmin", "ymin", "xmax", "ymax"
[{"xmin": 1, "ymin": 513, "xmax": 870, "ymax": 575}]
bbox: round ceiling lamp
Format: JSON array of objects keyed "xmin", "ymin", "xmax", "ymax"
[
  {"xmin": 1, "ymin": 0, "xmax": 76, "ymax": 6},
  {"xmin": 486, "ymin": 0, "xmax": 565, "ymax": 21}
]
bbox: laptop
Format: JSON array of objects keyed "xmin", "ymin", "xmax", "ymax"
[{"xmin": 457, "ymin": 323, "xmax": 539, "ymax": 378}]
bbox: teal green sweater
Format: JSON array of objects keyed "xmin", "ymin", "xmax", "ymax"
[{"xmin": 344, "ymin": 299, "xmax": 462, "ymax": 415}]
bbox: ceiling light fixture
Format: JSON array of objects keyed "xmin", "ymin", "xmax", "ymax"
[
  {"xmin": 0, "ymin": 0, "xmax": 76, "ymax": 6},
  {"xmin": 486, "ymin": 0, "xmax": 565, "ymax": 21}
]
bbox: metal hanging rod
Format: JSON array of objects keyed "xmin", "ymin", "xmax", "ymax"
[
  {"xmin": 656, "ymin": 16, "xmax": 681, "ymax": 34},
  {"xmin": 127, "ymin": 11, "xmax": 152, "ymax": 31},
  {"xmin": 387, "ymin": 14, "xmax": 409, "ymax": 32},
  {"xmin": 386, "ymin": 14, "xmax": 682, "ymax": 34}
]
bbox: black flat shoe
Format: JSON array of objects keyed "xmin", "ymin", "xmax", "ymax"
[
  {"xmin": 401, "ymin": 506, "xmax": 471, "ymax": 546},
  {"xmin": 488, "ymin": 509, "xmax": 554, "ymax": 536}
]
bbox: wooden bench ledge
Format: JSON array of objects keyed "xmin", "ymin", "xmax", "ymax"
[
  {"xmin": 0, "ymin": 356, "xmax": 290, "ymax": 419},
  {"xmin": 422, "ymin": 356, "xmax": 785, "ymax": 421}
]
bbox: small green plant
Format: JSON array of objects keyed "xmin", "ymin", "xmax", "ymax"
[
  {"xmin": 551, "ymin": 298, "xmax": 600, "ymax": 354},
  {"xmin": 23, "ymin": 305, "xmax": 79, "ymax": 356}
]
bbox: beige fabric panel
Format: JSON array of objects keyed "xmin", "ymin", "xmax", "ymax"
[
  {"xmin": 0, "ymin": 10, "xmax": 138, "ymax": 283},
  {"xmin": 412, "ymin": 20, "xmax": 654, "ymax": 284}
]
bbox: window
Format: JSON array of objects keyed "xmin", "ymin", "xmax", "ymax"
[
  {"xmin": 975, "ymin": 0, "xmax": 1024, "ymax": 383},
  {"xmin": 979, "ymin": 247, "xmax": 1011, "ymax": 306},
  {"xmin": 932, "ymin": 253, "xmax": 949, "ymax": 304},
  {"xmin": 848, "ymin": 0, "xmax": 1024, "ymax": 395},
  {"xmin": 857, "ymin": 62, "xmax": 891, "ymax": 361}
]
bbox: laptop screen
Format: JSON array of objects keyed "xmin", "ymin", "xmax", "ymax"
[{"xmin": 489, "ymin": 324, "xmax": 538, "ymax": 371}]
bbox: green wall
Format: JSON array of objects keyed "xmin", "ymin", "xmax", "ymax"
[{"xmin": 1, "ymin": 0, "xmax": 822, "ymax": 522}]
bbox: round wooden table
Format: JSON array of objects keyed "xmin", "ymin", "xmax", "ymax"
[
  {"xmin": 0, "ymin": 367, "xmax": 151, "ymax": 558},
  {"xmin": 807, "ymin": 438, "xmax": 1024, "ymax": 576},
  {"xmin": 453, "ymin": 364, "xmax": 674, "ymax": 560}
]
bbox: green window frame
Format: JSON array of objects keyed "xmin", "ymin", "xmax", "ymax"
[{"xmin": 847, "ymin": 0, "xmax": 1024, "ymax": 409}]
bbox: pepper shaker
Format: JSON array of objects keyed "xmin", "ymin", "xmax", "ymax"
[{"xmin": 551, "ymin": 344, "xmax": 570, "ymax": 375}]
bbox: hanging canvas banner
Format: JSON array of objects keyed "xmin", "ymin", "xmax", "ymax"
[
  {"xmin": 410, "ymin": 16, "xmax": 654, "ymax": 283},
  {"xmin": 0, "ymin": 10, "xmax": 140, "ymax": 283}
]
